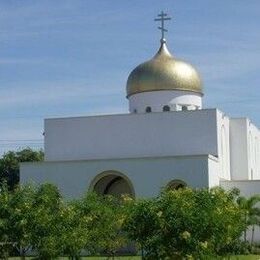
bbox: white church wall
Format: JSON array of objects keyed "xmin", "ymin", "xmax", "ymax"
[
  {"xmin": 21, "ymin": 155, "xmax": 212, "ymax": 199},
  {"xmin": 208, "ymin": 155, "xmax": 220, "ymax": 187},
  {"xmin": 128, "ymin": 90, "xmax": 202, "ymax": 113},
  {"xmin": 230, "ymin": 118, "xmax": 249, "ymax": 180},
  {"xmin": 220, "ymin": 180, "xmax": 260, "ymax": 199},
  {"xmin": 248, "ymin": 121, "xmax": 260, "ymax": 180},
  {"xmin": 216, "ymin": 111, "xmax": 230, "ymax": 180},
  {"xmin": 44, "ymin": 109, "xmax": 219, "ymax": 162},
  {"xmin": 230, "ymin": 118, "xmax": 260, "ymax": 180}
]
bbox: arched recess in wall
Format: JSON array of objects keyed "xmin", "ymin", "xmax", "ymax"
[
  {"xmin": 249, "ymin": 132, "xmax": 254, "ymax": 179},
  {"xmin": 89, "ymin": 170, "xmax": 135, "ymax": 197},
  {"xmin": 167, "ymin": 179, "xmax": 187, "ymax": 190},
  {"xmin": 254, "ymin": 136, "xmax": 258, "ymax": 178},
  {"xmin": 221, "ymin": 125, "xmax": 228, "ymax": 179}
]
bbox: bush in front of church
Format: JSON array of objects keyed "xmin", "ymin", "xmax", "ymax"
[
  {"xmin": 60, "ymin": 192, "xmax": 128, "ymax": 259},
  {"xmin": 0, "ymin": 183, "xmax": 249, "ymax": 258},
  {"xmin": 0, "ymin": 183, "xmax": 130, "ymax": 259},
  {"xmin": 0, "ymin": 182, "xmax": 64, "ymax": 259},
  {"xmin": 123, "ymin": 187, "xmax": 246, "ymax": 259}
]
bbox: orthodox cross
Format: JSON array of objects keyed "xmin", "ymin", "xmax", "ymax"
[{"xmin": 154, "ymin": 11, "xmax": 171, "ymax": 41}]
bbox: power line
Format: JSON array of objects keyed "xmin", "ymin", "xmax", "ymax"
[{"xmin": 0, "ymin": 139, "xmax": 43, "ymax": 142}]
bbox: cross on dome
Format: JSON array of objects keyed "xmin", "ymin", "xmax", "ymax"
[{"xmin": 154, "ymin": 11, "xmax": 171, "ymax": 43}]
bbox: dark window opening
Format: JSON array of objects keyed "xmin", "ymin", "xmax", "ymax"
[
  {"xmin": 146, "ymin": 106, "xmax": 152, "ymax": 113},
  {"xmin": 163, "ymin": 105, "xmax": 170, "ymax": 112}
]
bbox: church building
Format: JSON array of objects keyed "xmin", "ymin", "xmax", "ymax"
[{"xmin": 21, "ymin": 12, "xmax": 260, "ymax": 202}]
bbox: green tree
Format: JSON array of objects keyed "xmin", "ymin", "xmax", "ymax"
[
  {"xmin": 70, "ymin": 193, "xmax": 129, "ymax": 259},
  {"xmin": 96, "ymin": 195, "xmax": 128, "ymax": 259},
  {"xmin": 7, "ymin": 184, "xmax": 36, "ymax": 259},
  {"xmin": 0, "ymin": 183, "xmax": 13, "ymax": 259},
  {"xmin": 29, "ymin": 183, "xmax": 63, "ymax": 259},
  {"xmin": 124, "ymin": 187, "xmax": 245, "ymax": 259},
  {"xmin": 237, "ymin": 195, "xmax": 260, "ymax": 244},
  {"xmin": 0, "ymin": 148, "xmax": 44, "ymax": 189},
  {"xmin": 123, "ymin": 198, "xmax": 161, "ymax": 259},
  {"xmin": 157, "ymin": 188, "xmax": 245, "ymax": 258},
  {"xmin": 59, "ymin": 200, "xmax": 91, "ymax": 260},
  {"xmin": 72, "ymin": 193, "xmax": 104, "ymax": 256}
]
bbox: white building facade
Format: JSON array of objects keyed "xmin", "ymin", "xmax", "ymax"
[
  {"xmin": 20, "ymin": 109, "xmax": 259, "ymax": 198},
  {"xmin": 20, "ymin": 17, "xmax": 260, "ymax": 219}
]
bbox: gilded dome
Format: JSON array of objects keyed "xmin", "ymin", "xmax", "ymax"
[{"xmin": 126, "ymin": 41, "xmax": 203, "ymax": 98}]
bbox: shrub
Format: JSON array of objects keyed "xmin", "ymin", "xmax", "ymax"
[
  {"xmin": 124, "ymin": 187, "xmax": 246, "ymax": 259},
  {"xmin": 29, "ymin": 183, "xmax": 64, "ymax": 259}
]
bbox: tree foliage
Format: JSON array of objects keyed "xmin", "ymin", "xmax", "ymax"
[
  {"xmin": 7, "ymin": 184, "xmax": 36, "ymax": 258},
  {"xmin": 0, "ymin": 183, "xmax": 13, "ymax": 259},
  {"xmin": 0, "ymin": 182, "xmax": 258, "ymax": 259},
  {"xmin": 29, "ymin": 183, "xmax": 64, "ymax": 259},
  {"xmin": 68, "ymin": 193, "xmax": 129, "ymax": 258},
  {"xmin": 124, "ymin": 187, "xmax": 247, "ymax": 259},
  {"xmin": 237, "ymin": 194, "xmax": 260, "ymax": 244},
  {"xmin": 0, "ymin": 148, "xmax": 44, "ymax": 189}
]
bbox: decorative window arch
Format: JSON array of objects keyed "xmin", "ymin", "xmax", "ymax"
[
  {"xmin": 249, "ymin": 132, "xmax": 254, "ymax": 178},
  {"xmin": 255, "ymin": 137, "xmax": 259, "ymax": 177},
  {"xmin": 163, "ymin": 105, "xmax": 170, "ymax": 112},
  {"xmin": 89, "ymin": 170, "xmax": 135, "ymax": 197},
  {"xmin": 221, "ymin": 125, "xmax": 227, "ymax": 178}
]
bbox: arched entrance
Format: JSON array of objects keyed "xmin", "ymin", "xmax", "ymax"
[
  {"xmin": 167, "ymin": 180, "xmax": 187, "ymax": 190},
  {"xmin": 89, "ymin": 171, "xmax": 135, "ymax": 197}
]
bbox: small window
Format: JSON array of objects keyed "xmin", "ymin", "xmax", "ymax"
[
  {"xmin": 145, "ymin": 106, "xmax": 152, "ymax": 113},
  {"xmin": 133, "ymin": 109, "xmax": 137, "ymax": 113},
  {"xmin": 163, "ymin": 105, "xmax": 170, "ymax": 112},
  {"xmin": 167, "ymin": 180, "xmax": 187, "ymax": 190},
  {"xmin": 182, "ymin": 105, "xmax": 188, "ymax": 111}
]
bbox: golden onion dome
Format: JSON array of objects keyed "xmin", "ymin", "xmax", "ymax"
[{"xmin": 126, "ymin": 40, "xmax": 203, "ymax": 98}]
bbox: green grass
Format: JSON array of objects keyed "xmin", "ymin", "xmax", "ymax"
[
  {"xmin": 9, "ymin": 256, "xmax": 260, "ymax": 260},
  {"xmin": 226, "ymin": 256, "xmax": 260, "ymax": 260},
  {"xmin": 60, "ymin": 257, "xmax": 141, "ymax": 260},
  {"xmin": 10, "ymin": 257, "xmax": 141, "ymax": 260}
]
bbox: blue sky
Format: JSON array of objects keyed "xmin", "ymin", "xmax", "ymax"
[{"xmin": 0, "ymin": 0, "xmax": 259, "ymax": 155}]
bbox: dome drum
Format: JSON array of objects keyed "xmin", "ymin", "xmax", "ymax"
[{"xmin": 129, "ymin": 90, "xmax": 202, "ymax": 114}]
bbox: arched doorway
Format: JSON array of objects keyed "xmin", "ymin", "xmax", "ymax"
[
  {"xmin": 167, "ymin": 180, "xmax": 187, "ymax": 190},
  {"xmin": 90, "ymin": 171, "xmax": 135, "ymax": 197}
]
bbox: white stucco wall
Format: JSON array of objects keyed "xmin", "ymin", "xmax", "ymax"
[
  {"xmin": 230, "ymin": 118, "xmax": 248, "ymax": 180},
  {"xmin": 248, "ymin": 121, "xmax": 260, "ymax": 179},
  {"xmin": 21, "ymin": 155, "xmax": 215, "ymax": 199},
  {"xmin": 220, "ymin": 180, "xmax": 260, "ymax": 197},
  {"xmin": 128, "ymin": 90, "xmax": 202, "ymax": 113},
  {"xmin": 44, "ymin": 109, "xmax": 219, "ymax": 162},
  {"xmin": 230, "ymin": 118, "xmax": 260, "ymax": 180},
  {"xmin": 208, "ymin": 155, "xmax": 220, "ymax": 187},
  {"xmin": 217, "ymin": 111, "xmax": 231, "ymax": 180}
]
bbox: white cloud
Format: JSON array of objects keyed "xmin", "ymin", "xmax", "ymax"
[{"xmin": 0, "ymin": 80, "xmax": 122, "ymax": 108}]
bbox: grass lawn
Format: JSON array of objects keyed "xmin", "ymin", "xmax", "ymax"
[
  {"xmin": 227, "ymin": 256, "xmax": 260, "ymax": 260},
  {"xmin": 9, "ymin": 256, "xmax": 260, "ymax": 260},
  {"xmin": 10, "ymin": 257, "xmax": 141, "ymax": 260}
]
